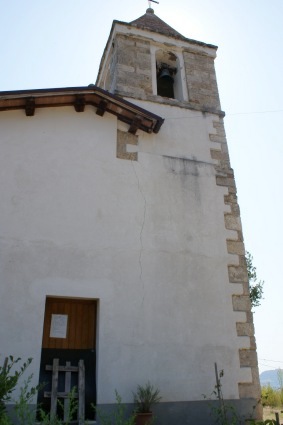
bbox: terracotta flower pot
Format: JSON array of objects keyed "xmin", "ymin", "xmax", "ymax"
[{"xmin": 135, "ymin": 412, "xmax": 153, "ymax": 425}]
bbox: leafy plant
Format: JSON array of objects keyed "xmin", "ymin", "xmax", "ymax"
[
  {"xmin": 246, "ymin": 251, "xmax": 264, "ymax": 309},
  {"xmin": 0, "ymin": 413, "xmax": 12, "ymax": 425},
  {"xmin": 61, "ymin": 386, "xmax": 79, "ymax": 425},
  {"xmin": 38, "ymin": 408, "xmax": 63, "ymax": 425},
  {"xmin": 95, "ymin": 390, "xmax": 136, "ymax": 425},
  {"xmin": 203, "ymin": 365, "xmax": 241, "ymax": 425},
  {"xmin": 14, "ymin": 374, "xmax": 39, "ymax": 425},
  {"xmin": 0, "ymin": 356, "xmax": 82, "ymax": 425},
  {"xmin": 0, "ymin": 356, "xmax": 33, "ymax": 421},
  {"xmin": 247, "ymin": 420, "xmax": 277, "ymax": 425},
  {"xmin": 261, "ymin": 384, "xmax": 283, "ymax": 408},
  {"xmin": 133, "ymin": 382, "xmax": 161, "ymax": 413},
  {"xmin": 38, "ymin": 386, "xmax": 78, "ymax": 425}
]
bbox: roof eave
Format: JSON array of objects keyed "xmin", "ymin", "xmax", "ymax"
[{"xmin": 0, "ymin": 86, "xmax": 164, "ymax": 134}]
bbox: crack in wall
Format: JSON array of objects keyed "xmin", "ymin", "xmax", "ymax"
[
  {"xmin": 131, "ymin": 160, "xmax": 146, "ymax": 342},
  {"xmin": 131, "ymin": 161, "xmax": 146, "ymax": 286}
]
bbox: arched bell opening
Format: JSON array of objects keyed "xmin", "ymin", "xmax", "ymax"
[{"xmin": 156, "ymin": 50, "xmax": 180, "ymax": 100}]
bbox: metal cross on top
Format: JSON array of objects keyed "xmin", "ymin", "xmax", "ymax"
[{"xmin": 148, "ymin": 0, "xmax": 159, "ymax": 6}]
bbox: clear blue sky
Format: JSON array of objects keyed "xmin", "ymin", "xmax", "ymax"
[{"xmin": 1, "ymin": 0, "xmax": 283, "ymax": 376}]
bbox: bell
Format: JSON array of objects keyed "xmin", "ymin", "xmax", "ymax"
[{"xmin": 159, "ymin": 68, "xmax": 174, "ymax": 82}]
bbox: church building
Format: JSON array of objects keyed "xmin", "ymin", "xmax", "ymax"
[{"xmin": 0, "ymin": 7, "xmax": 261, "ymax": 424}]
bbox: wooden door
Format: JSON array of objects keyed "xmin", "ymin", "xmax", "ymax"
[{"xmin": 37, "ymin": 297, "xmax": 97, "ymax": 420}]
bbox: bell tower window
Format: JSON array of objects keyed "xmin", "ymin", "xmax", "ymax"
[{"xmin": 155, "ymin": 49, "xmax": 185, "ymax": 101}]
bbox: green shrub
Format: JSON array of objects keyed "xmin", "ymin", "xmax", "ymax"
[
  {"xmin": 0, "ymin": 356, "xmax": 84, "ymax": 425},
  {"xmin": 261, "ymin": 385, "xmax": 282, "ymax": 408},
  {"xmin": 0, "ymin": 356, "xmax": 33, "ymax": 421},
  {"xmin": 95, "ymin": 390, "xmax": 136, "ymax": 425}
]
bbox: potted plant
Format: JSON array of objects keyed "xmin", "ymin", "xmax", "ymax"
[{"xmin": 133, "ymin": 381, "xmax": 161, "ymax": 425}]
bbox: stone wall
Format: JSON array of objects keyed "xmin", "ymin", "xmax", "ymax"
[
  {"xmin": 112, "ymin": 36, "xmax": 222, "ymax": 112},
  {"xmin": 183, "ymin": 50, "xmax": 221, "ymax": 110},
  {"xmin": 99, "ymin": 26, "xmax": 222, "ymax": 114},
  {"xmin": 114, "ymin": 34, "xmax": 152, "ymax": 98},
  {"xmin": 117, "ymin": 129, "xmax": 138, "ymax": 160}
]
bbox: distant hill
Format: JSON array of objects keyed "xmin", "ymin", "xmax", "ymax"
[{"xmin": 260, "ymin": 369, "xmax": 283, "ymax": 388}]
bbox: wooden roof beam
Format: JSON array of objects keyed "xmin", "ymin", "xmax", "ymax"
[
  {"xmin": 25, "ymin": 98, "xmax": 35, "ymax": 116},
  {"xmin": 129, "ymin": 115, "xmax": 142, "ymax": 134},
  {"xmin": 96, "ymin": 100, "xmax": 108, "ymax": 116},
  {"xmin": 74, "ymin": 95, "xmax": 85, "ymax": 112}
]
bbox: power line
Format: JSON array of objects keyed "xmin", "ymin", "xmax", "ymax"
[
  {"xmin": 259, "ymin": 362, "xmax": 281, "ymax": 369},
  {"xmin": 228, "ymin": 109, "xmax": 283, "ymax": 116},
  {"xmin": 163, "ymin": 108, "xmax": 283, "ymax": 121},
  {"xmin": 259, "ymin": 358, "xmax": 283, "ymax": 364},
  {"xmin": 259, "ymin": 364, "xmax": 278, "ymax": 370}
]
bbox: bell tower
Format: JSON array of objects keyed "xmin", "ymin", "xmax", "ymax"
[
  {"xmin": 96, "ymin": 7, "xmax": 221, "ymax": 114},
  {"xmin": 96, "ymin": 6, "xmax": 261, "ymax": 424}
]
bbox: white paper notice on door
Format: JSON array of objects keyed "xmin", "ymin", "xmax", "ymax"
[{"xmin": 50, "ymin": 314, "xmax": 68, "ymax": 338}]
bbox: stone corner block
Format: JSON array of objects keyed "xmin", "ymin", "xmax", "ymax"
[
  {"xmin": 239, "ymin": 349, "xmax": 258, "ymax": 367},
  {"xmin": 117, "ymin": 129, "xmax": 138, "ymax": 161},
  {"xmin": 227, "ymin": 240, "xmax": 245, "ymax": 256},
  {"xmin": 228, "ymin": 265, "xmax": 248, "ymax": 283},
  {"xmin": 236, "ymin": 322, "xmax": 254, "ymax": 337},
  {"xmin": 238, "ymin": 383, "xmax": 262, "ymax": 400},
  {"xmin": 232, "ymin": 295, "xmax": 251, "ymax": 312}
]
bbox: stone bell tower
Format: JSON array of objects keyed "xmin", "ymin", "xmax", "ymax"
[
  {"xmin": 96, "ymin": 7, "xmax": 261, "ymax": 423},
  {"xmin": 96, "ymin": 7, "xmax": 221, "ymax": 113}
]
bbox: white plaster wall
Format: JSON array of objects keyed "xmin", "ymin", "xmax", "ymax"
[{"xmin": 0, "ymin": 104, "xmax": 249, "ymax": 404}]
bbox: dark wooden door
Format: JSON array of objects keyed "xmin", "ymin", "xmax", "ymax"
[{"xmin": 37, "ymin": 297, "xmax": 97, "ymax": 420}]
